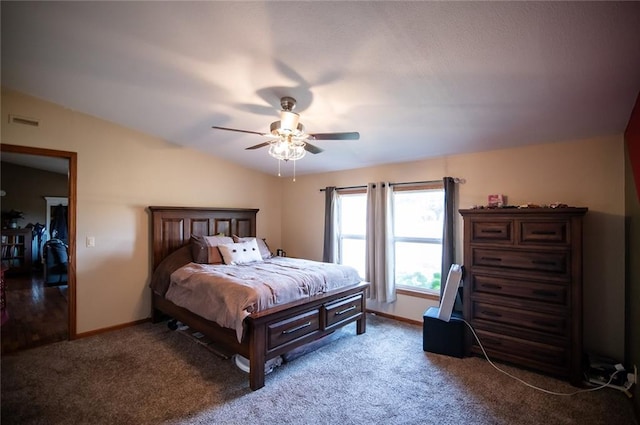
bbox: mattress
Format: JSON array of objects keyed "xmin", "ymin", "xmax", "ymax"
[{"xmin": 165, "ymin": 256, "xmax": 361, "ymax": 341}]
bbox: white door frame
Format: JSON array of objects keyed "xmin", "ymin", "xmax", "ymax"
[{"xmin": 44, "ymin": 196, "xmax": 69, "ymax": 239}]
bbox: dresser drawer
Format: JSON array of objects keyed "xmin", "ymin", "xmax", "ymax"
[
  {"xmin": 267, "ymin": 309, "xmax": 320, "ymax": 350},
  {"xmin": 472, "ymin": 328, "xmax": 569, "ymax": 370},
  {"xmin": 324, "ymin": 294, "xmax": 363, "ymax": 330},
  {"xmin": 472, "ymin": 248, "xmax": 569, "ymax": 275},
  {"xmin": 470, "ymin": 274, "xmax": 568, "ymax": 305},
  {"xmin": 471, "ymin": 301, "xmax": 568, "ymax": 336},
  {"xmin": 470, "ymin": 220, "xmax": 513, "ymax": 243},
  {"xmin": 520, "ymin": 221, "xmax": 568, "ymax": 245}
]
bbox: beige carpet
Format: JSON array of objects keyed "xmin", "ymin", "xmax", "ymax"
[{"xmin": 1, "ymin": 314, "xmax": 637, "ymax": 425}]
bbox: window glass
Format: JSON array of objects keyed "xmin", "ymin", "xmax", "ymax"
[
  {"xmin": 339, "ymin": 194, "xmax": 367, "ymax": 236},
  {"xmin": 394, "ymin": 241, "xmax": 442, "ymax": 292},
  {"xmin": 393, "ymin": 190, "xmax": 443, "ymax": 238},
  {"xmin": 337, "ymin": 192, "xmax": 366, "ymax": 278},
  {"xmin": 341, "ymin": 238, "xmax": 366, "ymax": 278}
]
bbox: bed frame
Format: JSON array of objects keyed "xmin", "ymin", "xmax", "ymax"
[{"xmin": 149, "ymin": 206, "xmax": 369, "ymax": 390}]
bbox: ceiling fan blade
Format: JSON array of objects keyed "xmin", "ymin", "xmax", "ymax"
[
  {"xmin": 245, "ymin": 142, "xmax": 270, "ymax": 150},
  {"xmin": 304, "ymin": 142, "xmax": 323, "ymax": 154},
  {"xmin": 308, "ymin": 132, "xmax": 360, "ymax": 140},
  {"xmin": 212, "ymin": 126, "xmax": 266, "ymax": 136}
]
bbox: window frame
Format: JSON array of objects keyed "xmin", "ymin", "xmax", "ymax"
[
  {"xmin": 333, "ymin": 182, "xmax": 445, "ymax": 299},
  {"xmin": 391, "ymin": 181, "xmax": 445, "ymax": 297},
  {"xmin": 335, "ymin": 188, "xmax": 367, "ymax": 278}
]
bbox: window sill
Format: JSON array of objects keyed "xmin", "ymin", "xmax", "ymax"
[{"xmin": 396, "ymin": 288, "xmax": 440, "ymax": 301}]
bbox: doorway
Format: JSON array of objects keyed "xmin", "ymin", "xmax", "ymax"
[{"xmin": 1, "ymin": 144, "xmax": 77, "ymax": 352}]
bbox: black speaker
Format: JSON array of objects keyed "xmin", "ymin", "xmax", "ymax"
[{"xmin": 422, "ymin": 307, "xmax": 466, "ymax": 358}]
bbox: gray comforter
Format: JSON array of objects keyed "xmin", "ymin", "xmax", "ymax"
[{"xmin": 165, "ymin": 257, "xmax": 361, "ymax": 341}]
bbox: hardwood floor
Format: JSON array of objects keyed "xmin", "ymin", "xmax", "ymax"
[{"xmin": 1, "ymin": 272, "xmax": 68, "ymax": 354}]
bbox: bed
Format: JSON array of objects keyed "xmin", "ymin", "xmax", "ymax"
[{"xmin": 148, "ymin": 206, "xmax": 369, "ymax": 390}]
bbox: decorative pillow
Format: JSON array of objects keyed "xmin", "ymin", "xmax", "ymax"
[
  {"xmin": 218, "ymin": 239, "xmax": 263, "ymax": 265},
  {"xmin": 233, "ymin": 235, "xmax": 272, "ymax": 259},
  {"xmin": 190, "ymin": 235, "xmax": 234, "ymax": 264}
]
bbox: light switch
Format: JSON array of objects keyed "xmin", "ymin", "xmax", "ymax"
[{"xmin": 86, "ymin": 236, "xmax": 95, "ymax": 248}]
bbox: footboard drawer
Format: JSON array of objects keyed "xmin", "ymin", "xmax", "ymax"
[
  {"xmin": 267, "ymin": 309, "xmax": 320, "ymax": 350},
  {"xmin": 323, "ymin": 294, "xmax": 363, "ymax": 330}
]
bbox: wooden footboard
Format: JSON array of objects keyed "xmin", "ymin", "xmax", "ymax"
[
  {"xmin": 244, "ymin": 281, "xmax": 368, "ymax": 389},
  {"xmin": 153, "ymin": 281, "xmax": 368, "ymax": 390}
]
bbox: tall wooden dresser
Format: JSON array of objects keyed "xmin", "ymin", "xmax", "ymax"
[{"xmin": 459, "ymin": 207, "xmax": 587, "ymax": 385}]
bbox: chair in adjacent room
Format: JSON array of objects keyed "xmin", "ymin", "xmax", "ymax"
[{"xmin": 42, "ymin": 238, "xmax": 68, "ymax": 286}]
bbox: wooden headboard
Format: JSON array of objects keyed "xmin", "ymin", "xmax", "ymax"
[{"xmin": 148, "ymin": 206, "xmax": 258, "ymax": 269}]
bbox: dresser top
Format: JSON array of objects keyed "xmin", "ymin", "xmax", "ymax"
[{"xmin": 459, "ymin": 207, "xmax": 588, "ymax": 216}]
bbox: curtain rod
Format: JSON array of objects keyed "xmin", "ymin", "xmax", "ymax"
[{"xmin": 319, "ymin": 177, "xmax": 464, "ymax": 192}]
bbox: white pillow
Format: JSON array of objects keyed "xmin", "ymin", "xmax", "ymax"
[
  {"xmin": 218, "ymin": 239, "xmax": 263, "ymax": 265},
  {"xmin": 233, "ymin": 236, "xmax": 272, "ymax": 259}
]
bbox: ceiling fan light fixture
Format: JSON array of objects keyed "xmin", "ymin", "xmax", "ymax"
[
  {"xmin": 279, "ymin": 110, "xmax": 300, "ymax": 133},
  {"xmin": 211, "ymin": 96, "xmax": 358, "ymax": 179},
  {"xmin": 270, "ymin": 119, "xmax": 305, "ymax": 138},
  {"xmin": 268, "ymin": 136, "xmax": 306, "ymax": 162}
]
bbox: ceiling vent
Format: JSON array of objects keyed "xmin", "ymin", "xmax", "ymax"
[{"xmin": 9, "ymin": 114, "xmax": 40, "ymax": 127}]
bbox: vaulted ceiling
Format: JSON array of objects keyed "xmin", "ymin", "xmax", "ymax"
[{"xmin": 2, "ymin": 1, "xmax": 640, "ymax": 177}]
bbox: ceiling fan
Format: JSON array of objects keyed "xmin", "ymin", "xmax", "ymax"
[{"xmin": 212, "ymin": 96, "xmax": 360, "ymax": 159}]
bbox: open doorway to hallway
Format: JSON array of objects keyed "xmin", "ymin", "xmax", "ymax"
[{"xmin": 1, "ymin": 144, "xmax": 77, "ymax": 353}]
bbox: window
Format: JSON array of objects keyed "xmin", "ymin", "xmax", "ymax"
[
  {"xmin": 393, "ymin": 183, "xmax": 444, "ymax": 294},
  {"xmin": 334, "ymin": 182, "xmax": 445, "ymax": 296},
  {"xmin": 336, "ymin": 190, "xmax": 366, "ymax": 278}
]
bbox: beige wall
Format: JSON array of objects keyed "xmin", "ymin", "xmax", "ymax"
[
  {"xmin": 1, "ymin": 161, "xmax": 68, "ymax": 226},
  {"xmin": 1, "ymin": 88, "xmax": 283, "ymax": 334},
  {"xmin": 1, "ymin": 88, "xmax": 628, "ymax": 362},
  {"xmin": 282, "ymin": 135, "xmax": 626, "ymax": 360}
]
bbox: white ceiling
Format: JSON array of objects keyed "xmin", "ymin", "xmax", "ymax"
[{"xmin": 2, "ymin": 1, "xmax": 640, "ymax": 177}]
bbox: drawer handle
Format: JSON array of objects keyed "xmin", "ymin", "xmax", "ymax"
[
  {"xmin": 335, "ymin": 305, "xmax": 357, "ymax": 316},
  {"xmin": 530, "ymin": 349, "xmax": 555, "ymax": 358},
  {"xmin": 282, "ymin": 321, "xmax": 312, "ymax": 335},
  {"xmin": 531, "ymin": 231, "xmax": 557, "ymax": 235},
  {"xmin": 481, "ymin": 256, "xmax": 503, "ymax": 262},
  {"xmin": 532, "ymin": 320, "xmax": 559, "ymax": 329},
  {"xmin": 482, "ymin": 283, "xmax": 502, "ymax": 290},
  {"xmin": 481, "ymin": 311, "xmax": 502, "ymax": 318},
  {"xmin": 481, "ymin": 229, "xmax": 504, "ymax": 234},
  {"xmin": 532, "ymin": 289, "xmax": 556, "ymax": 297},
  {"xmin": 532, "ymin": 260, "xmax": 557, "ymax": 266}
]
